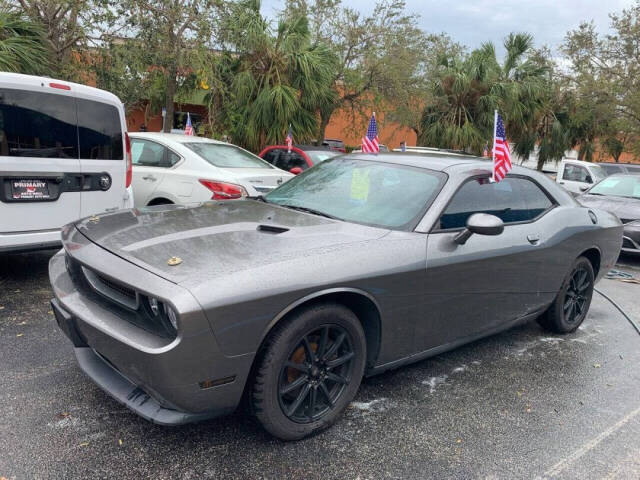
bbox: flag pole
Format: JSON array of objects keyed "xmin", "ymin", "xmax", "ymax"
[{"xmin": 491, "ymin": 109, "xmax": 498, "ymax": 182}]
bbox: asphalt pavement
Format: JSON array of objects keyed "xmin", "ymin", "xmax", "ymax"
[{"xmin": 1, "ymin": 250, "xmax": 639, "ymax": 479}]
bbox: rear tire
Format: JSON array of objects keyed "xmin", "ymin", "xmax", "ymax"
[
  {"xmin": 538, "ymin": 256, "xmax": 594, "ymax": 334},
  {"xmin": 251, "ymin": 303, "xmax": 366, "ymax": 441}
]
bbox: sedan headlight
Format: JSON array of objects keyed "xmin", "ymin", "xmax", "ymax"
[
  {"xmin": 626, "ymin": 219, "xmax": 640, "ymax": 226},
  {"xmin": 143, "ymin": 296, "xmax": 179, "ymax": 334}
]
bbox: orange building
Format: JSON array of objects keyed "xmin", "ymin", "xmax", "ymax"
[{"xmin": 125, "ymin": 101, "xmax": 416, "ymax": 152}]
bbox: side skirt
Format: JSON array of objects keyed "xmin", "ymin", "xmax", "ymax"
[{"xmin": 365, "ymin": 309, "xmax": 546, "ymax": 377}]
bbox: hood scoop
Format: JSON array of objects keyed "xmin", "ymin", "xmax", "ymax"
[{"xmin": 257, "ymin": 224, "xmax": 289, "ymax": 234}]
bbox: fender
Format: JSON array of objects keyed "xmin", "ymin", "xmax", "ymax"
[{"xmin": 259, "ymin": 287, "xmax": 382, "ymax": 346}]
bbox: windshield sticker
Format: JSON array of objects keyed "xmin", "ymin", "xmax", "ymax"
[{"xmin": 351, "ymin": 168, "xmax": 370, "ymax": 201}]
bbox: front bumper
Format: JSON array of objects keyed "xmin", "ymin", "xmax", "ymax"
[{"xmin": 49, "ymin": 238, "xmax": 254, "ymax": 425}]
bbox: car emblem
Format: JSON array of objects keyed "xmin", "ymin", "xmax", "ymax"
[
  {"xmin": 88, "ymin": 215, "xmax": 100, "ymax": 223},
  {"xmin": 277, "ymin": 177, "xmax": 283, "ymax": 185},
  {"xmin": 167, "ymin": 256, "xmax": 183, "ymax": 266}
]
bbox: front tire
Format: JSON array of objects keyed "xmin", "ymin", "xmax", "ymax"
[
  {"xmin": 538, "ymin": 256, "xmax": 595, "ymax": 333},
  {"xmin": 251, "ymin": 303, "xmax": 366, "ymax": 441}
]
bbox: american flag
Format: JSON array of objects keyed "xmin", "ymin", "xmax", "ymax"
[
  {"xmin": 361, "ymin": 113, "xmax": 379, "ymax": 153},
  {"xmin": 184, "ymin": 113, "xmax": 194, "ymax": 136},
  {"xmin": 492, "ymin": 111, "xmax": 512, "ymax": 182},
  {"xmin": 286, "ymin": 124, "xmax": 293, "ymax": 153}
]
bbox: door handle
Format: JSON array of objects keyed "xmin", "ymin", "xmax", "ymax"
[
  {"xmin": 142, "ymin": 175, "xmax": 157, "ymax": 181},
  {"xmin": 527, "ymin": 234, "xmax": 540, "ymax": 245}
]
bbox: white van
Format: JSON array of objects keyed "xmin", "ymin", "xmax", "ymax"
[
  {"xmin": 556, "ymin": 159, "xmax": 608, "ymax": 194},
  {"xmin": 0, "ymin": 73, "xmax": 133, "ymax": 253}
]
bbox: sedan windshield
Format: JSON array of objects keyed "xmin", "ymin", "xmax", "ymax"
[
  {"xmin": 265, "ymin": 157, "xmax": 446, "ymax": 229},
  {"xmin": 306, "ymin": 150, "xmax": 341, "ymax": 164},
  {"xmin": 589, "ymin": 175, "xmax": 640, "ymax": 199},
  {"xmin": 184, "ymin": 143, "xmax": 272, "ymax": 168}
]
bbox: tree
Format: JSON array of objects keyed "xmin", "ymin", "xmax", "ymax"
[
  {"xmin": 419, "ymin": 32, "xmax": 549, "ymax": 156},
  {"xmin": 0, "ymin": 7, "xmax": 50, "ymax": 74},
  {"xmin": 284, "ymin": 0, "xmax": 430, "ymax": 142},
  {"xmin": 16, "ymin": 0, "xmax": 88, "ymax": 78},
  {"xmin": 99, "ymin": 0, "xmax": 218, "ymax": 132},
  {"xmin": 563, "ymin": 4, "xmax": 640, "ymax": 159},
  {"xmin": 215, "ymin": 0, "xmax": 336, "ymax": 151}
]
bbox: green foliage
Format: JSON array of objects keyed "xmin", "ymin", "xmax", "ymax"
[
  {"xmin": 213, "ymin": 0, "xmax": 336, "ymax": 151},
  {"xmin": 0, "ymin": 7, "xmax": 50, "ymax": 74}
]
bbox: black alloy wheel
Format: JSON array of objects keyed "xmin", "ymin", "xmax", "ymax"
[
  {"xmin": 252, "ymin": 303, "xmax": 366, "ymax": 440},
  {"xmin": 563, "ymin": 266, "xmax": 591, "ymax": 325},
  {"xmin": 278, "ymin": 325, "xmax": 355, "ymax": 423},
  {"xmin": 538, "ymin": 256, "xmax": 595, "ymax": 334}
]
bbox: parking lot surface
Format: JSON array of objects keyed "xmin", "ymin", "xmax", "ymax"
[{"xmin": 1, "ymin": 250, "xmax": 639, "ymax": 479}]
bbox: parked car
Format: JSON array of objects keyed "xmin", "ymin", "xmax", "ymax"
[
  {"xmin": 0, "ymin": 72, "xmax": 133, "ymax": 253},
  {"xmin": 598, "ymin": 162, "xmax": 640, "ymax": 176},
  {"xmin": 322, "ymin": 138, "xmax": 346, "ymax": 152},
  {"xmin": 577, "ymin": 174, "xmax": 640, "ymax": 254},
  {"xmin": 556, "ymin": 159, "xmax": 608, "ymax": 194},
  {"xmin": 129, "ymin": 133, "xmax": 292, "ymax": 207},
  {"xmin": 50, "ymin": 153, "xmax": 622, "ymax": 440},
  {"xmin": 258, "ymin": 145, "xmax": 342, "ymax": 174}
]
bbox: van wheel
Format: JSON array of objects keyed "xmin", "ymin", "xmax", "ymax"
[
  {"xmin": 252, "ymin": 303, "xmax": 366, "ymax": 441},
  {"xmin": 538, "ymin": 256, "xmax": 594, "ymax": 334}
]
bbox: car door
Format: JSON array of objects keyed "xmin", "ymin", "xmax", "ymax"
[
  {"xmin": 76, "ymin": 94, "xmax": 130, "ymax": 218},
  {"xmin": 415, "ymin": 175, "xmax": 556, "ymax": 352},
  {"xmin": 559, "ymin": 163, "xmax": 592, "ymax": 193},
  {"xmin": 130, "ymin": 138, "xmax": 171, "ymax": 206},
  {"xmin": 0, "ymin": 84, "xmax": 81, "ymax": 232}
]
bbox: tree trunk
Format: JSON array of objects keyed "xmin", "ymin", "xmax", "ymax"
[
  {"xmin": 318, "ymin": 108, "xmax": 334, "ymax": 145},
  {"xmin": 163, "ymin": 66, "xmax": 177, "ymax": 133}
]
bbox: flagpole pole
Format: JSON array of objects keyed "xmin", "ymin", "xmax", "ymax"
[{"xmin": 492, "ymin": 109, "xmax": 498, "ymax": 182}]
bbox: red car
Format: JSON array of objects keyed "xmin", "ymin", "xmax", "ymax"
[{"xmin": 258, "ymin": 145, "xmax": 342, "ymax": 174}]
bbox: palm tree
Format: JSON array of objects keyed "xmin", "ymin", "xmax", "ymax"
[
  {"xmin": 217, "ymin": 0, "xmax": 336, "ymax": 152},
  {"xmin": 419, "ymin": 54, "xmax": 493, "ymax": 153},
  {"xmin": 420, "ymin": 33, "xmax": 551, "ymax": 158},
  {"xmin": 0, "ymin": 7, "xmax": 49, "ymax": 74}
]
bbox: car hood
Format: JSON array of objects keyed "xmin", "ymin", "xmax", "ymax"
[
  {"xmin": 577, "ymin": 194, "xmax": 640, "ymax": 222},
  {"xmin": 75, "ymin": 200, "xmax": 388, "ymax": 286}
]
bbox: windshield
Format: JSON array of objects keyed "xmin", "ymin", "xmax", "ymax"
[
  {"xmin": 589, "ymin": 175, "xmax": 640, "ymax": 199},
  {"xmin": 184, "ymin": 143, "xmax": 272, "ymax": 168},
  {"xmin": 590, "ymin": 164, "xmax": 608, "ymax": 182},
  {"xmin": 306, "ymin": 150, "xmax": 341, "ymax": 164},
  {"xmin": 265, "ymin": 157, "xmax": 446, "ymax": 229}
]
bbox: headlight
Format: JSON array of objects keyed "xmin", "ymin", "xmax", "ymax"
[
  {"xmin": 626, "ymin": 219, "xmax": 640, "ymax": 226},
  {"xmin": 143, "ymin": 296, "xmax": 179, "ymax": 334}
]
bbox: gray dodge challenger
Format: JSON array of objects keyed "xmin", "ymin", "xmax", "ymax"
[{"xmin": 49, "ymin": 153, "xmax": 623, "ymax": 440}]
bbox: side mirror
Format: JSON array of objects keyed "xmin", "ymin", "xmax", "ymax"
[
  {"xmin": 289, "ymin": 167, "xmax": 303, "ymax": 175},
  {"xmin": 454, "ymin": 213, "xmax": 504, "ymax": 245},
  {"xmin": 586, "ymin": 175, "xmax": 593, "ymax": 184},
  {"xmin": 579, "ymin": 185, "xmax": 589, "ymax": 192}
]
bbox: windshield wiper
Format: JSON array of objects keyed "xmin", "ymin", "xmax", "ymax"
[
  {"xmin": 278, "ymin": 203, "xmax": 340, "ymax": 220},
  {"xmin": 248, "ymin": 195, "xmax": 269, "ymax": 203}
]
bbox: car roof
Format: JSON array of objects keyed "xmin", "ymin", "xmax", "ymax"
[
  {"xmin": 347, "ymin": 152, "xmax": 489, "ymax": 171},
  {"xmin": 129, "ymin": 132, "xmax": 228, "ymax": 145},
  {"xmin": 0, "ymin": 72, "xmax": 122, "ymax": 105}
]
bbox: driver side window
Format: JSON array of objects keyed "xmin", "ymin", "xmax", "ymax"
[
  {"xmin": 438, "ymin": 177, "xmax": 554, "ymax": 230},
  {"xmin": 131, "ymin": 139, "xmax": 171, "ymax": 167},
  {"xmin": 563, "ymin": 165, "xmax": 591, "ymax": 183}
]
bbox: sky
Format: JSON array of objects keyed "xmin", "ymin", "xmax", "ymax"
[{"xmin": 260, "ymin": 0, "xmax": 636, "ymax": 57}]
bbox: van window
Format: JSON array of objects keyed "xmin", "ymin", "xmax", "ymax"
[
  {"xmin": 77, "ymin": 98, "xmax": 123, "ymax": 160},
  {"xmin": 0, "ymin": 89, "xmax": 78, "ymax": 158}
]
